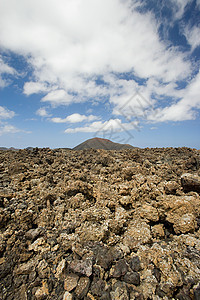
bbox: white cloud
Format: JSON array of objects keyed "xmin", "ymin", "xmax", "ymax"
[
  {"xmin": 184, "ymin": 26, "xmax": 200, "ymax": 51},
  {"xmin": 1, "ymin": 0, "xmax": 200, "ymax": 127},
  {"xmin": 0, "ymin": 124, "xmax": 20, "ymax": 136},
  {"xmin": 0, "ymin": 105, "xmax": 28, "ymax": 136},
  {"xmin": 171, "ymin": 0, "xmax": 192, "ymax": 19},
  {"xmin": 51, "ymin": 113, "xmax": 99, "ymax": 123},
  {"xmin": 0, "ymin": 106, "xmax": 15, "ymax": 119},
  {"xmin": 0, "ymin": 56, "xmax": 17, "ymax": 88},
  {"xmin": 41, "ymin": 89, "xmax": 73, "ymax": 106},
  {"xmin": 148, "ymin": 70, "xmax": 200, "ymax": 122},
  {"xmin": 24, "ymin": 81, "xmax": 50, "ymax": 95},
  {"xmin": 0, "ymin": 57, "xmax": 15, "ymax": 75},
  {"xmin": 36, "ymin": 107, "xmax": 50, "ymax": 117},
  {"xmin": 65, "ymin": 118, "xmax": 138, "ymax": 133},
  {"xmin": 150, "ymin": 127, "xmax": 157, "ymax": 130},
  {"xmin": 0, "ymin": 0, "xmax": 192, "ymax": 107}
]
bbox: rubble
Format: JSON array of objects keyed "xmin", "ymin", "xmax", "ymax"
[{"xmin": 0, "ymin": 147, "xmax": 200, "ymax": 299}]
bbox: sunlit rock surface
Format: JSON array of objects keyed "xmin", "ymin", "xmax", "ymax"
[{"xmin": 0, "ymin": 147, "xmax": 200, "ymax": 299}]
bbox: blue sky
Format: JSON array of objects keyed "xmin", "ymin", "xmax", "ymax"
[{"xmin": 0, "ymin": 0, "xmax": 200, "ymax": 149}]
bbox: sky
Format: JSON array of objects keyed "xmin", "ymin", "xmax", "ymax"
[{"xmin": 0, "ymin": 0, "xmax": 200, "ymax": 149}]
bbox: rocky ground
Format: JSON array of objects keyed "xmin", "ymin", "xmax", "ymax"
[{"xmin": 0, "ymin": 147, "xmax": 200, "ymax": 300}]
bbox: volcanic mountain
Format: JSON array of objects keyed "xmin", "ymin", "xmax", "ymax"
[{"xmin": 73, "ymin": 137, "xmax": 136, "ymax": 150}]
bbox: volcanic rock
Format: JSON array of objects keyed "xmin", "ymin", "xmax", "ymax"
[
  {"xmin": 0, "ymin": 146, "xmax": 200, "ymax": 299},
  {"xmin": 64, "ymin": 273, "xmax": 79, "ymax": 292},
  {"xmin": 74, "ymin": 276, "xmax": 90, "ymax": 299},
  {"xmin": 181, "ymin": 173, "xmax": 200, "ymax": 193}
]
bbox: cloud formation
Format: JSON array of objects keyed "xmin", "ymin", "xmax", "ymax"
[
  {"xmin": 148, "ymin": 70, "xmax": 200, "ymax": 122},
  {"xmin": 51, "ymin": 113, "xmax": 99, "ymax": 123},
  {"xmin": 0, "ymin": 106, "xmax": 15, "ymax": 119},
  {"xmin": 0, "ymin": 106, "xmax": 22, "ymax": 136},
  {"xmin": 0, "ymin": 0, "xmax": 199, "ymax": 125},
  {"xmin": 65, "ymin": 118, "xmax": 138, "ymax": 133},
  {"xmin": 0, "ymin": 56, "xmax": 17, "ymax": 88},
  {"xmin": 171, "ymin": 0, "xmax": 192, "ymax": 19},
  {"xmin": 184, "ymin": 26, "xmax": 200, "ymax": 51},
  {"xmin": 0, "ymin": 124, "xmax": 20, "ymax": 136},
  {"xmin": 36, "ymin": 107, "xmax": 50, "ymax": 117}
]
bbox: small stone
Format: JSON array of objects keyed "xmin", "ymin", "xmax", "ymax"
[
  {"xmin": 181, "ymin": 173, "xmax": 200, "ymax": 193},
  {"xmin": 75, "ymin": 276, "xmax": 90, "ymax": 299},
  {"xmin": 119, "ymin": 243, "xmax": 130, "ymax": 255},
  {"xmin": 100, "ymin": 291, "xmax": 112, "ymax": 300},
  {"xmin": 164, "ymin": 181, "xmax": 179, "ymax": 195},
  {"xmin": 86, "ymin": 292, "xmax": 96, "ymax": 300},
  {"xmin": 153, "ymin": 268, "xmax": 161, "ymax": 282},
  {"xmin": 151, "ymin": 224, "xmax": 165, "ymax": 238},
  {"xmin": 69, "ymin": 257, "xmax": 93, "ymax": 277},
  {"xmin": 28, "ymin": 237, "xmax": 46, "ymax": 252},
  {"xmin": 194, "ymin": 284, "xmax": 200, "ymax": 300},
  {"xmin": 93, "ymin": 264, "xmax": 105, "ymax": 279},
  {"xmin": 0, "ymin": 260, "xmax": 11, "ymax": 279},
  {"xmin": 63, "ymin": 291, "xmax": 73, "ymax": 300},
  {"xmin": 110, "ymin": 259, "xmax": 128, "ymax": 278},
  {"xmin": 176, "ymin": 289, "xmax": 191, "ymax": 300},
  {"xmin": 173, "ymin": 213, "xmax": 197, "ymax": 234},
  {"xmin": 90, "ymin": 278, "xmax": 105, "ymax": 296},
  {"xmin": 139, "ymin": 204, "xmax": 159, "ymax": 222},
  {"xmin": 14, "ymin": 259, "xmax": 37, "ymax": 275},
  {"xmin": 55, "ymin": 259, "xmax": 66, "ymax": 279},
  {"xmin": 35, "ymin": 281, "xmax": 49, "ymax": 300},
  {"xmin": 64, "ymin": 273, "xmax": 79, "ymax": 291},
  {"xmin": 130, "ymin": 256, "xmax": 142, "ymax": 272},
  {"xmin": 143, "ymin": 159, "xmax": 152, "ymax": 168},
  {"xmin": 123, "ymin": 271, "xmax": 140, "ymax": 285},
  {"xmin": 110, "ymin": 281, "xmax": 129, "ymax": 300},
  {"xmin": 95, "ymin": 246, "xmax": 113, "ymax": 269},
  {"xmin": 25, "ymin": 227, "xmax": 43, "ymax": 240},
  {"xmin": 37, "ymin": 260, "xmax": 49, "ymax": 279},
  {"xmin": 15, "ymin": 283, "xmax": 27, "ymax": 300},
  {"xmin": 123, "ymin": 219, "xmax": 151, "ymax": 250}
]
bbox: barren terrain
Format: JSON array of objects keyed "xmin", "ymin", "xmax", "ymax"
[{"xmin": 0, "ymin": 147, "xmax": 200, "ymax": 299}]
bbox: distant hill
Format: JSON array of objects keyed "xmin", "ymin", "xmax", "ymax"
[
  {"xmin": 73, "ymin": 137, "xmax": 136, "ymax": 150},
  {"xmin": 0, "ymin": 147, "xmax": 18, "ymax": 151}
]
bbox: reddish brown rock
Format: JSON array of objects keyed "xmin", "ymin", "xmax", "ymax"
[{"xmin": 69, "ymin": 258, "xmax": 93, "ymax": 277}]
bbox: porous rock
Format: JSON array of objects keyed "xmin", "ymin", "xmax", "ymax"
[
  {"xmin": 181, "ymin": 173, "xmax": 200, "ymax": 193},
  {"xmin": 0, "ymin": 147, "xmax": 200, "ymax": 299}
]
